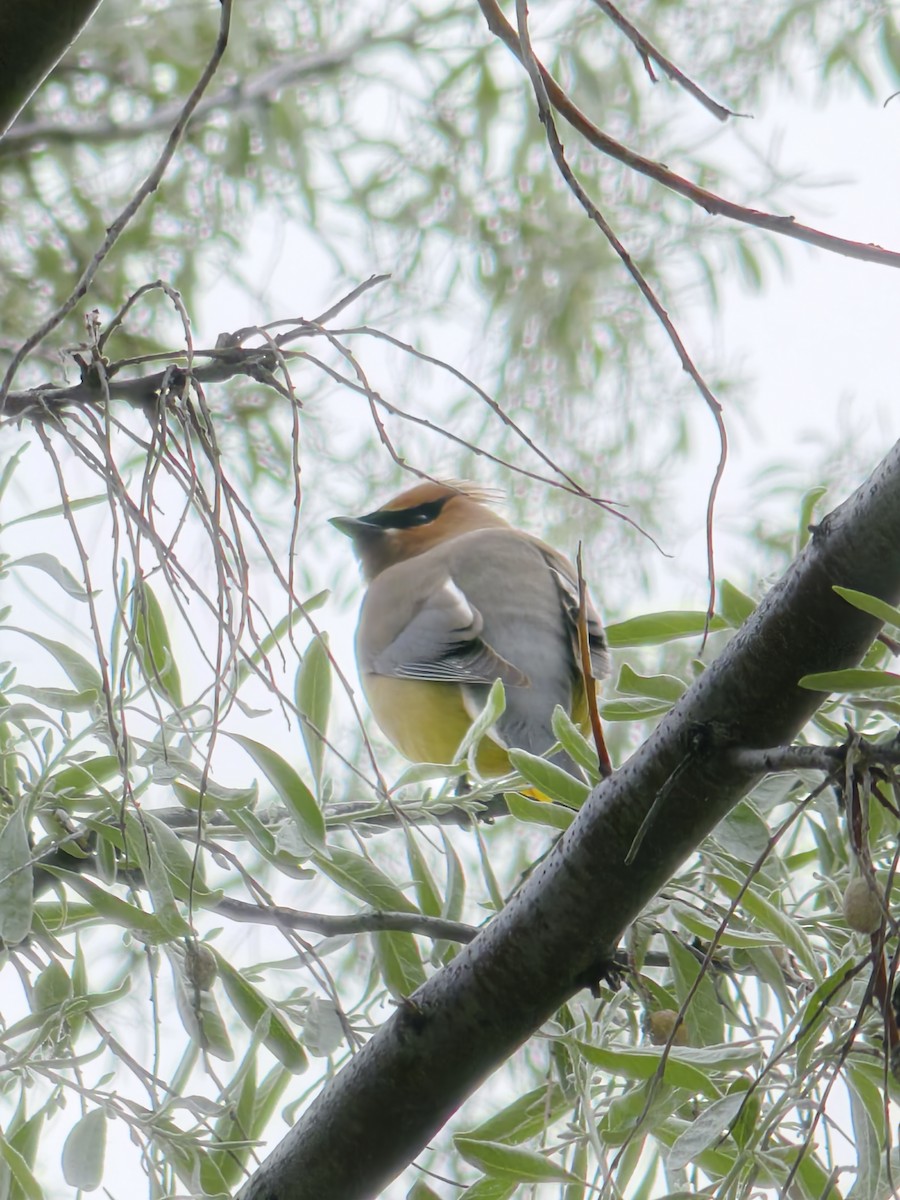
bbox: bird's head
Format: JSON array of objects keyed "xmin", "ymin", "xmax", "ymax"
[{"xmin": 331, "ymin": 480, "xmax": 507, "ymax": 580}]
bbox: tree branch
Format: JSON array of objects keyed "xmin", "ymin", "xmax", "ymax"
[
  {"xmin": 239, "ymin": 438, "xmax": 900, "ymax": 1200},
  {"xmin": 213, "ymin": 897, "xmax": 478, "ymax": 944},
  {"xmin": 0, "ymin": 29, "xmax": 418, "ymax": 156},
  {"xmin": 476, "ymin": 0, "xmax": 900, "ymax": 270}
]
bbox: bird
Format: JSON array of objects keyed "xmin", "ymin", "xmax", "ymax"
[{"xmin": 331, "ymin": 480, "xmax": 610, "ymax": 778}]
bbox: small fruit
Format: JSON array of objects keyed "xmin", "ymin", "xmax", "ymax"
[
  {"xmin": 183, "ymin": 942, "xmax": 218, "ymax": 991},
  {"xmin": 646, "ymin": 1009, "xmax": 688, "ymax": 1046},
  {"xmin": 842, "ymin": 876, "xmax": 883, "ymax": 934}
]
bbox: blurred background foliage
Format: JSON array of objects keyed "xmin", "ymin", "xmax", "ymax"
[{"xmin": 2, "ymin": 1, "xmax": 900, "ymax": 1197}]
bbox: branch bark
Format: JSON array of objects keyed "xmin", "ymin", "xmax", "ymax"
[
  {"xmin": 0, "ymin": 0, "xmax": 104, "ymax": 137},
  {"xmin": 239, "ymin": 438, "xmax": 900, "ymax": 1200}
]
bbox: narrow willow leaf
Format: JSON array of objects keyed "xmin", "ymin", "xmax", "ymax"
[
  {"xmin": 12, "ymin": 685, "xmax": 98, "ymax": 711},
  {"xmin": 215, "ymin": 953, "xmax": 308, "ymax": 1073},
  {"xmin": 616, "ymin": 664, "xmax": 685, "ymax": 702},
  {"xmin": 295, "ymin": 633, "xmax": 332, "ymax": 791},
  {"xmin": 605, "ymin": 611, "xmax": 727, "ymax": 647},
  {"xmin": 551, "ymin": 707, "xmax": 601, "ymax": 780},
  {"xmin": 718, "ymin": 580, "xmax": 756, "ymax": 627},
  {"xmin": 662, "ymin": 930, "xmax": 725, "ymax": 1047},
  {"xmin": 507, "ymin": 750, "xmax": 590, "ymax": 808},
  {"xmin": 405, "ymin": 831, "xmax": 442, "ymax": 918},
  {"xmin": 713, "ymin": 874, "xmax": 821, "ymax": 981},
  {"xmin": 505, "ymin": 792, "xmax": 575, "ymax": 831},
  {"xmin": 14, "ymin": 631, "xmax": 102, "ymax": 693},
  {"xmin": 62, "ymin": 1108, "xmax": 106, "ymax": 1190},
  {"xmin": 0, "ymin": 1127, "xmax": 43, "ymax": 1200},
  {"xmin": 230, "ymin": 733, "xmax": 325, "ymax": 851},
  {"xmin": 667, "ymin": 1093, "xmax": 746, "ymax": 1170},
  {"xmin": 834, "ymin": 584, "xmax": 900, "ymax": 629},
  {"xmin": 0, "ymin": 807, "xmax": 33, "ymax": 945},
  {"xmin": 233, "ymin": 590, "xmax": 328, "ymax": 691},
  {"xmin": 373, "ymin": 930, "xmax": 426, "ymax": 998},
  {"xmin": 13, "ymin": 553, "xmax": 91, "ymax": 600},
  {"xmin": 798, "ymin": 667, "xmax": 900, "ymax": 692},
  {"xmin": 460, "ymin": 1084, "xmax": 568, "ymax": 1144},
  {"xmin": 313, "ymin": 845, "xmax": 419, "ymax": 913},
  {"xmin": 453, "ymin": 1138, "xmax": 577, "ymax": 1184},
  {"xmin": 131, "ymin": 581, "xmax": 183, "ymax": 706},
  {"xmin": 458, "ymin": 678, "xmax": 506, "ymax": 762},
  {"xmin": 49, "ymin": 756, "xmax": 120, "ymax": 797},
  {"xmin": 43, "ymin": 869, "xmax": 166, "ymax": 937},
  {"xmin": 303, "ymin": 997, "xmax": 344, "ymax": 1057}
]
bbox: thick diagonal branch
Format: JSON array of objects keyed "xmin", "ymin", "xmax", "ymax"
[{"xmin": 240, "ymin": 439, "xmax": 900, "ymax": 1200}]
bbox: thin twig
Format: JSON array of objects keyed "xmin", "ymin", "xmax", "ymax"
[
  {"xmin": 0, "ymin": 1, "xmax": 233, "ymax": 406},
  {"xmin": 592, "ymin": 0, "xmax": 741, "ymax": 122},
  {"xmin": 213, "ymin": 897, "xmax": 478, "ymax": 944},
  {"xmin": 513, "ymin": 0, "xmax": 726, "ymax": 628},
  {"xmin": 477, "ymin": 0, "xmax": 900, "ymax": 271}
]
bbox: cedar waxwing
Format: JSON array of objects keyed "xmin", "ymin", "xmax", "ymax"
[{"xmin": 331, "ymin": 481, "xmax": 611, "ymax": 777}]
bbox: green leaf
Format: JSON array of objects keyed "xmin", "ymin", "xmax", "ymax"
[
  {"xmin": 373, "ymin": 930, "xmax": 426, "ymax": 997},
  {"xmin": 504, "ymin": 791, "xmax": 575, "ymax": 831},
  {"xmin": 599, "ymin": 697, "xmax": 672, "ymax": 721},
  {"xmin": 215, "ymin": 953, "xmax": 308, "ymax": 1073},
  {"xmin": 460, "ymin": 1084, "xmax": 568, "ymax": 1144},
  {"xmin": 575, "ymin": 1041, "xmax": 758, "ymax": 1093},
  {"xmin": 710, "ymin": 801, "xmax": 770, "ymax": 863},
  {"xmin": 303, "ymin": 997, "xmax": 344, "ymax": 1057},
  {"xmin": 713, "ymin": 874, "xmax": 821, "ymax": 982},
  {"xmin": 313, "ymin": 845, "xmax": 419, "ymax": 913},
  {"xmin": 667, "ymin": 1092, "xmax": 746, "ymax": 1170},
  {"xmin": 230, "ymin": 734, "xmax": 325, "ymax": 851},
  {"xmin": 454, "ymin": 1138, "xmax": 577, "ymax": 1184},
  {"xmin": 507, "ymin": 750, "xmax": 590, "ymax": 807},
  {"xmin": 33, "ymin": 961, "xmax": 72, "ymax": 1010},
  {"xmin": 233, "ymin": 591, "xmax": 328, "ymax": 691},
  {"xmin": 2, "ymin": 494, "xmax": 106, "ymax": 529},
  {"xmin": 49, "ymin": 756, "xmax": 121, "ymax": 797},
  {"xmin": 458, "ymin": 1179, "xmax": 517, "ymax": 1200},
  {"xmin": 833, "ymin": 585, "xmax": 900, "ymax": 629},
  {"xmin": 551, "ymin": 707, "xmax": 601, "ymax": 780},
  {"xmin": 11, "ymin": 685, "xmax": 99, "ymax": 711},
  {"xmin": 718, "ymin": 580, "xmax": 757, "ymax": 627},
  {"xmin": 605, "ymin": 611, "xmax": 727, "ymax": 647},
  {"xmin": 123, "ymin": 812, "xmax": 191, "ymax": 937},
  {"xmin": 0, "ymin": 807, "xmax": 33, "ymax": 945},
  {"xmin": 662, "ymin": 930, "xmax": 725, "ymax": 1048},
  {"xmin": 62, "ymin": 1108, "xmax": 106, "ymax": 1191},
  {"xmin": 172, "ymin": 967, "xmax": 234, "ymax": 1062},
  {"xmin": 796, "ymin": 486, "xmax": 828, "ymax": 550},
  {"xmin": 405, "ymin": 831, "xmax": 442, "ymax": 918},
  {"xmin": 43, "ymin": 869, "xmax": 167, "ymax": 938},
  {"xmin": 458, "ymin": 678, "xmax": 506, "ymax": 763},
  {"xmin": 131, "ymin": 580, "xmax": 183, "ymax": 706},
  {"xmin": 295, "ymin": 633, "xmax": 332, "ymax": 791},
  {"xmin": 11, "ymin": 631, "xmax": 102, "ymax": 694},
  {"xmin": 796, "ymin": 958, "xmax": 856, "ymax": 1075},
  {"xmin": 11, "ymin": 553, "xmax": 92, "ymax": 601},
  {"xmin": 798, "ymin": 668, "xmax": 900, "ymax": 692},
  {"xmin": 0, "ymin": 1127, "xmax": 43, "ymax": 1200},
  {"xmin": 615, "ymin": 664, "xmax": 685, "ymax": 702}
]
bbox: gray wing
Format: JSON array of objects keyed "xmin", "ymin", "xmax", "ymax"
[
  {"xmin": 542, "ymin": 555, "xmax": 611, "ymax": 682},
  {"xmin": 364, "ymin": 576, "xmax": 529, "ymax": 687}
]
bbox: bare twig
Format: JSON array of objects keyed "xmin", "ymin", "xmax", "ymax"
[
  {"xmin": 513, "ymin": 0, "xmax": 727, "ymax": 625},
  {"xmin": 214, "ymin": 897, "xmax": 478, "ymax": 944},
  {"xmin": 476, "ymin": 0, "xmax": 900, "ymax": 271},
  {"xmin": 592, "ymin": 0, "xmax": 740, "ymax": 121},
  {"xmin": 0, "ymin": 1, "xmax": 233, "ymax": 406}
]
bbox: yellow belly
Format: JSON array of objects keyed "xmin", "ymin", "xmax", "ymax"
[
  {"xmin": 362, "ymin": 674, "xmax": 592, "ymax": 778},
  {"xmin": 362, "ymin": 675, "xmax": 511, "ymax": 776}
]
